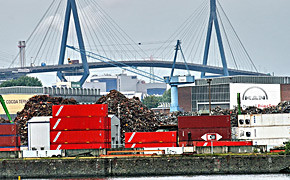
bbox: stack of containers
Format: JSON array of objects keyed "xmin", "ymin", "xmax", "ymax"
[
  {"xmin": 125, "ymin": 132, "xmax": 177, "ymax": 148},
  {"xmin": 0, "ymin": 123, "xmax": 20, "ymax": 151},
  {"xmin": 50, "ymin": 104, "xmax": 111, "ymax": 150},
  {"xmin": 178, "ymin": 115, "xmax": 232, "ymax": 145},
  {"xmin": 236, "ymin": 114, "xmax": 290, "ymax": 148}
]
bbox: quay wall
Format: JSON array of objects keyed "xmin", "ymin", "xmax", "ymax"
[{"xmin": 0, "ymin": 155, "xmax": 289, "ymax": 179}]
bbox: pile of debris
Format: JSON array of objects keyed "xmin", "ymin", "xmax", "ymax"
[
  {"xmin": 156, "ymin": 111, "xmax": 199, "ymax": 126},
  {"xmin": 211, "ymin": 106, "xmax": 239, "ymax": 127},
  {"xmin": 157, "ymin": 101, "xmax": 290, "ymax": 127},
  {"xmin": 234, "ymin": 101, "xmax": 290, "ymax": 114},
  {"xmin": 14, "ymin": 95, "xmax": 77, "ymax": 145},
  {"xmin": 96, "ymin": 90, "xmax": 159, "ymax": 141},
  {"xmin": 0, "ymin": 117, "xmax": 10, "ymax": 124}
]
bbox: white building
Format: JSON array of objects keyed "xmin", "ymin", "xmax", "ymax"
[{"xmin": 84, "ymin": 74, "xmax": 167, "ymax": 97}]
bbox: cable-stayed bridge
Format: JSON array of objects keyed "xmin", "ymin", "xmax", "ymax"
[{"xmin": 1, "ymin": 0, "xmax": 269, "ymax": 84}]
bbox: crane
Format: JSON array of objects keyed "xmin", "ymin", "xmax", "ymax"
[
  {"xmin": 67, "ymin": 40, "xmax": 195, "ymax": 112},
  {"xmin": 0, "ymin": 95, "xmax": 13, "ymax": 123},
  {"xmin": 164, "ymin": 40, "xmax": 195, "ymax": 112}
]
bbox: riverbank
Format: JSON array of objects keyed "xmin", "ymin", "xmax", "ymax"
[{"xmin": 0, "ymin": 155, "xmax": 289, "ymax": 179}]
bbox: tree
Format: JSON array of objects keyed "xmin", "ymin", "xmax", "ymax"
[
  {"xmin": 0, "ymin": 76, "xmax": 43, "ymax": 87},
  {"xmin": 142, "ymin": 89, "xmax": 172, "ymax": 109},
  {"xmin": 285, "ymin": 141, "xmax": 290, "ymax": 154},
  {"xmin": 160, "ymin": 89, "xmax": 171, "ymax": 103},
  {"xmin": 143, "ymin": 95, "xmax": 161, "ymax": 109}
]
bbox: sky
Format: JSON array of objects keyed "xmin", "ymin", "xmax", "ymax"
[{"xmin": 0, "ymin": 0, "xmax": 289, "ymax": 86}]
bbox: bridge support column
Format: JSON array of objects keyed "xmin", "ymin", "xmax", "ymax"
[
  {"xmin": 57, "ymin": 0, "xmax": 89, "ymax": 86},
  {"xmin": 201, "ymin": 0, "xmax": 229, "ymax": 78}
]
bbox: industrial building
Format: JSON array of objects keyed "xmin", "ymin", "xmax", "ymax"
[
  {"xmin": 84, "ymin": 73, "xmax": 167, "ymax": 97},
  {"xmin": 0, "ymin": 86, "xmax": 101, "ymax": 119},
  {"xmin": 178, "ymin": 76, "xmax": 290, "ymax": 112}
]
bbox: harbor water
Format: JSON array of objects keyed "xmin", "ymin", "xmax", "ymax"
[{"xmin": 24, "ymin": 174, "xmax": 290, "ymax": 180}]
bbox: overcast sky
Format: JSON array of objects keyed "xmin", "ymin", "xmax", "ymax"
[{"xmin": 0, "ymin": 0, "xmax": 289, "ymax": 85}]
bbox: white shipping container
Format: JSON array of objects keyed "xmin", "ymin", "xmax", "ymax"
[
  {"xmin": 109, "ymin": 115, "xmax": 121, "ymax": 148},
  {"xmin": 28, "ymin": 116, "xmax": 51, "ymax": 151},
  {"xmin": 238, "ymin": 114, "xmax": 290, "ymax": 127},
  {"xmin": 252, "ymin": 139, "xmax": 289, "ymax": 147},
  {"xmin": 23, "ymin": 150, "xmax": 62, "ymax": 158},
  {"xmin": 231, "ymin": 127, "xmax": 239, "ymax": 140},
  {"xmin": 237, "ymin": 126, "xmax": 290, "ymax": 140},
  {"xmin": 144, "ymin": 147, "xmax": 184, "ymax": 155}
]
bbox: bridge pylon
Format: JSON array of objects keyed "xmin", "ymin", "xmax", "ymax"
[
  {"xmin": 201, "ymin": 0, "xmax": 229, "ymax": 78},
  {"xmin": 57, "ymin": 0, "xmax": 89, "ymax": 86}
]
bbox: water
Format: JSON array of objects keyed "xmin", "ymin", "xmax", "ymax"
[{"xmin": 23, "ymin": 174, "xmax": 290, "ymax": 180}]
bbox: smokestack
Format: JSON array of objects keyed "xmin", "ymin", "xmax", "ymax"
[{"xmin": 18, "ymin": 41, "xmax": 26, "ymax": 67}]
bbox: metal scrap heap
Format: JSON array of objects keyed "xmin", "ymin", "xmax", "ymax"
[
  {"xmin": 14, "ymin": 95, "xmax": 77, "ymax": 145},
  {"xmin": 0, "ymin": 117, "xmax": 10, "ymax": 123},
  {"xmin": 96, "ymin": 90, "xmax": 159, "ymax": 141}
]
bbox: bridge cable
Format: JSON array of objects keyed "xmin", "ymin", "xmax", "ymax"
[
  {"xmin": 152, "ymin": 0, "xmax": 209, "ymax": 60},
  {"xmin": 9, "ymin": 0, "xmax": 59, "ymax": 68},
  {"xmin": 217, "ymin": 8, "xmax": 238, "ymax": 70},
  {"xmin": 91, "ymin": 0, "xmax": 149, "ymax": 59},
  {"xmin": 33, "ymin": 0, "xmax": 63, "ymax": 64},
  {"xmin": 67, "ymin": 46, "xmax": 164, "ymax": 82},
  {"xmin": 217, "ymin": 1, "xmax": 258, "ymax": 72}
]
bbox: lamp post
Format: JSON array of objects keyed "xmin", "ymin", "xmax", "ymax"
[{"xmin": 207, "ymin": 79, "xmax": 212, "ymax": 115}]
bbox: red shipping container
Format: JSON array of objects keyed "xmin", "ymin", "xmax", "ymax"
[
  {"xmin": 52, "ymin": 104, "xmax": 108, "ymax": 118},
  {"xmin": 50, "ymin": 130, "xmax": 111, "ymax": 144},
  {"xmin": 125, "ymin": 142, "xmax": 177, "ymax": 148},
  {"xmin": 0, "ymin": 124, "xmax": 18, "ymax": 135},
  {"xmin": 50, "ymin": 117, "xmax": 111, "ymax": 131},
  {"xmin": 0, "ymin": 147, "xmax": 20, "ymax": 151},
  {"xmin": 178, "ymin": 128, "xmax": 231, "ymax": 141},
  {"xmin": 0, "ymin": 136, "xmax": 21, "ymax": 147},
  {"xmin": 50, "ymin": 143, "xmax": 110, "ymax": 150},
  {"xmin": 179, "ymin": 141, "xmax": 253, "ymax": 147},
  {"xmin": 125, "ymin": 132, "xmax": 177, "ymax": 144},
  {"xmin": 178, "ymin": 115, "xmax": 231, "ymax": 129}
]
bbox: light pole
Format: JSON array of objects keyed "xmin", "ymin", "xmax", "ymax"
[{"xmin": 207, "ymin": 79, "xmax": 212, "ymax": 115}]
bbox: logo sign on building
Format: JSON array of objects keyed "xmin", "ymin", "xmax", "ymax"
[
  {"xmin": 230, "ymin": 84, "xmax": 280, "ymax": 109},
  {"xmin": 71, "ymin": 82, "xmax": 81, "ymax": 88},
  {"xmin": 201, "ymin": 133, "xmax": 222, "ymax": 141},
  {"xmin": 0, "ymin": 94, "xmax": 34, "ymax": 115}
]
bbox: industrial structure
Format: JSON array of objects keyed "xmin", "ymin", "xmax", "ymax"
[
  {"xmin": 178, "ymin": 76, "xmax": 290, "ymax": 112},
  {"xmin": 85, "ymin": 73, "xmax": 166, "ymax": 96},
  {"xmin": 0, "ymin": 86, "xmax": 101, "ymax": 120}
]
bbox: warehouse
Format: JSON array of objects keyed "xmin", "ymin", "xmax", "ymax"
[
  {"xmin": 178, "ymin": 76, "xmax": 290, "ymax": 112},
  {"xmin": 0, "ymin": 86, "xmax": 101, "ymax": 119}
]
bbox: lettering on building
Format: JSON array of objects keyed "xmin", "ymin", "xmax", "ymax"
[{"xmin": 242, "ymin": 87, "xmax": 268, "ymax": 101}]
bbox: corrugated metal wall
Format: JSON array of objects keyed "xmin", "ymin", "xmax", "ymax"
[
  {"xmin": 195, "ymin": 76, "xmax": 290, "ymax": 86},
  {"xmin": 191, "ymin": 84, "xmax": 230, "ymax": 112},
  {"xmin": 281, "ymin": 84, "xmax": 290, "ymax": 101}
]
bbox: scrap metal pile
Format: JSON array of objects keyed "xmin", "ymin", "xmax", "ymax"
[
  {"xmin": 156, "ymin": 111, "xmax": 198, "ymax": 126},
  {"xmin": 0, "ymin": 117, "xmax": 10, "ymax": 124},
  {"xmin": 211, "ymin": 106, "xmax": 239, "ymax": 127},
  {"xmin": 158, "ymin": 101, "xmax": 290, "ymax": 127},
  {"xmin": 96, "ymin": 90, "xmax": 159, "ymax": 140},
  {"xmin": 14, "ymin": 95, "xmax": 77, "ymax": 145}
]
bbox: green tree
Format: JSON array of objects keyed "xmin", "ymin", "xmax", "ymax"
[
  {"xmin": 285, "ymin": 141, "xmax": 290, "ymax": 154},
  {"xmin": 143, "ymin": 95, "xmax": 161, "ymax": 109},
  {"xmin": 0, "ymin": 76, "xmax": 42, "ymax": 87},
  {"xmin": 160, "ymin": 89, "xmax": 171, "ymax": 103}
]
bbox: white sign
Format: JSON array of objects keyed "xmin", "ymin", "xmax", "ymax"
[
  {"xmin": 230, "ymin": 83, "xmax": 280, "ymax": 109},
  {"xmin": 201, "ymin": 133, "xmax": 222, "ymax": 141}
]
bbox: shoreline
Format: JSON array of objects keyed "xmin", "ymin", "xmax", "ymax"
[{"xmin": 0, "ymin": 155, "xmax": 289, "ymax": 179}]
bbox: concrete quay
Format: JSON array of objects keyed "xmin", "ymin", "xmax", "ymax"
[{"xmin": 0, "ymin": 155, "xmax": 289, "ymax": 179}]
